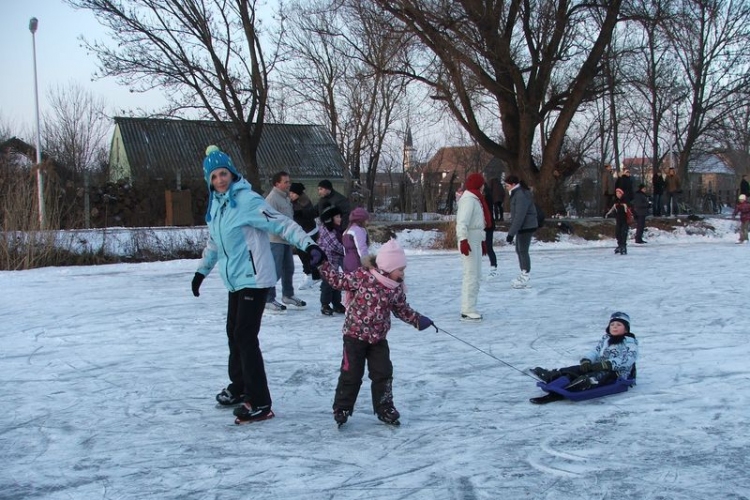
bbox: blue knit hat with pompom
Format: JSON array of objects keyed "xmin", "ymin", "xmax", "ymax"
[{"xmin": 203, "ymin": 145, "xmax": 241, "ymax": 222}]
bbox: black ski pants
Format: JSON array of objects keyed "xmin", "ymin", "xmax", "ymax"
[
  {"xmin": 225, "ymin": 287, "xmax": 272, "ymax": 408},
  {"xmin": 333, "ymin": 336, "xmax": 394, "ymax": 414},
  {"xmin": 615, "ymin": 220, "xmax": 629, "ymax": 249}
]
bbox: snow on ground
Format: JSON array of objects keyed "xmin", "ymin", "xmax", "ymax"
[{"xmin": 1, "ymin": 217, "xmax": 748, "ymax": 499}]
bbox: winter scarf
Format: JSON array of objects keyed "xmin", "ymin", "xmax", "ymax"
[{"xmin": 465, "ymin": 173, "xmax": 493, "ymax": 230}]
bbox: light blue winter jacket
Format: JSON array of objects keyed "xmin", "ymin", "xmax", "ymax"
[
  {"xmin": 196, "ymin": 178, "xmax": 315, "ymax": 292},
  {"xmin": 582, "ymin": 333, "xmax": 639, "ymax": 380}
]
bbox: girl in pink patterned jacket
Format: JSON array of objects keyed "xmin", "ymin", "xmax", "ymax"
[{"xmin": 318, "ymin": 238, "xmax": 434, "ymax": 427}]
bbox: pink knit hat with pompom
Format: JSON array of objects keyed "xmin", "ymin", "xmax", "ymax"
[{"xmin": 376, "ymin": 239, "xmax": 407, "ymax": 273}]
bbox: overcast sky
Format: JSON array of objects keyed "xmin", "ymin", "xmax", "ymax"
[{"xmin": 0, "ymin": 1, "xmax": 174, "ymax": 132}]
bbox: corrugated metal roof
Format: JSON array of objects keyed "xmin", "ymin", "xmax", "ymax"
[
  {"xmin": 689, "ymin": 153, "xmax": 736, "ymax": 175},
  {"xmin": 113, "ymin": 117, "xmax": 345, "ymax": 182}
]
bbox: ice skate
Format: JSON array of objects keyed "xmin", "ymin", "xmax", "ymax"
[
  {"xmin": 376, "ymin": 406, "xmax": 400, "ymax": 426},
  {"xmin": 511, "ymin": 271, "xmax": 530, "ymax": 289},
  {"xmin": 334, "ymin": 408, "xmax": 352, "ymax": 427},
  {"xmin": 282, "ymin": 296, "xmax": 307, "ymax": 308},
  {"xmin": 460, "ymin": 312, "xmax": 483, "ymax": 322},
  {"xmin": 234, "ymin": 403, "xmax": 275, "ymax": 424},
  {"xmin": 215, "ymin": 388, "xmax": 243, "ymax": 406}
]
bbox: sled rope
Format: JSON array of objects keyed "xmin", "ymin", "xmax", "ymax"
[{"xmin": 436, "ymin": 325, "xmax": 537, "ymax": 380}]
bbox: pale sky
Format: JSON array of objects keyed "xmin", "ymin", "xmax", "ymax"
[{"xmin": 0, "ymin": 0, "xmax": 166, "ymax": 135}]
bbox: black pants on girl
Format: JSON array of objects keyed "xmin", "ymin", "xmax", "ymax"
[
  {"xmin": 616, "ymin": 220, "xmax": 629, "ymax": 249},
  {"xmin": 225, "ymin": 287, "xmax": 272, "ymax": 407},
  {"xmin": 333, "ymin": 336, "xmax": 394, "ymax": 414}
]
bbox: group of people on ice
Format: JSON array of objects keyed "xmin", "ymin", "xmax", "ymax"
[{"xmin": 190, "ymin": 145, "xmax": 639, "ymax": 426}]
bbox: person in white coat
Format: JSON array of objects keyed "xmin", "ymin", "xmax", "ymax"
[{"xmin": 456, "ymin": 172, "xmax": 493, "ymax": 321}]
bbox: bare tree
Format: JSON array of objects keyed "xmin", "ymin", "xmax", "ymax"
[
  {"xmin": 278, "ymin": 0, "xmax": 410, "ymax": 210},
  {"xmin": 0, "ymin": 114, "xmax": 11, "ymax": 143},
  {"xmin": 43, "ymin": 82, "xmax": 110, "ymax": 177},
  {"xmin": 364, "ymin": 0, "xmax": 624, "ymax": 210},
  {"xmin": 67, "ymin": 0, "xmax": 272, "ymax": 190},
  {"xmin": 663, "ymin": 0, "xmax": 750, "ymax": 186}
]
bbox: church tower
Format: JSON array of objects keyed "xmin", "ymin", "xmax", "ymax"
[{"xmin": 403, "ymin": 126, "xmax": 415, "ymax": 172}]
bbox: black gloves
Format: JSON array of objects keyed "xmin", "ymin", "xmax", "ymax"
[
  {"xmin": 192, "ymin": 272, "xmax": 205, "ymax": 297},
  {"xmin": 506, "ymin": 234, "xmax": 514, "ymax": 244},
  {"xmin": 579, "ymin": 359, "xmax": 611, "ymax": 372},
  {"xmin": 307, "ymin": 244, "xmax": 327, "ymax": 267}
]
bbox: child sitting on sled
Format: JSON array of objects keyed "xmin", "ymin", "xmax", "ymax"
[{"xmin": 529, "ymin": 311, "xmax": 639, "ymax": 404}]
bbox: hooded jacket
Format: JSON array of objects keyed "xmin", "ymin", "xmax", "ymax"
[
  {"xmin": 507, "ymin": 186, "xmax": 538, "ymax": 237},
  {"xmin": 197, "ymin": 178, "xmax": 315, "ymax": 292},
  {"xmin": 319, "ymin": 257, "xmax": 421, "ymax": 344},
  {"xmin": 582, "ymin": 333, "xmax": 639, "ymax": 380}
]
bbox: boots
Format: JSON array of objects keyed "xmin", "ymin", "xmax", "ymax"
[{"xmin": 530, "ymin": 367, "xmax": 560, "ymax": 383}]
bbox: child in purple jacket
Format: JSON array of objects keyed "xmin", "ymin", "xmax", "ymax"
[
  {"xmin": 319, "ymin": 239, "xmax": 435, "ymax": 427},
  {"xmin": 317, "ymin": 205, "xmax": 346, "ymax": 315},
  {"xmin": 342, "ymin": 207, "xmax": 370, "ymax": 272}
]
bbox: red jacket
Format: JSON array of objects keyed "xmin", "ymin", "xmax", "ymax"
[{"xmin": 733, "ymin": 201, "xmax": 750, "ymax": 223}]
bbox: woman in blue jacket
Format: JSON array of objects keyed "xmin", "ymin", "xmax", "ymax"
[{"xmin": 191, "ymin": 146, "xmax": 324, "ymax": 424}]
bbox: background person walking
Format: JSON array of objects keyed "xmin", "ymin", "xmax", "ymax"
[
  {"xmin": 456, "ymin": 173, "xmax": 491, "ymax": 321},
  {"xmin": 265, "ymin": 172, "xmax": 306, "ymax": 312},
  {"xmin": 504, "ymin": 175, "xmax": 538, "ymax": 288}
]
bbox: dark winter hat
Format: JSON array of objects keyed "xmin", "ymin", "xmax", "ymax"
[
  {"xmin": 318, "ymin": 179, "xmax": 333, "ymax": 191},
  {"xmin": 465, "ymin": 172, "xmax": 485, "ymax": 190},
  {"xmin": 504, "ymin": 174, "xmax": 520, "ymax": 186},
  {"xmin": 607, "ymin": 311, "xmax": 631, "ymax": 333},
  {"xmin": 320, "ymin": 205, "xmax": 342, "ymax": 224},
  {"xmin": 290, "ymin": 182, "xmax": 305, "ymax": 195}
]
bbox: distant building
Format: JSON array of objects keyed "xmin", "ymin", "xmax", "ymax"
[{"xmin": 109, "ymin": 117, "xmax": 346, "ymax": 196}]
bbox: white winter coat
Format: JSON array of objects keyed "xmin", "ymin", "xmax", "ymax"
[{"xmin": 456, "ymin": 191, "xmax": 486, "ymax": 315}]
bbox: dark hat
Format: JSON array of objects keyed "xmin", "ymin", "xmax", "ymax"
[
  {"xmin": 607, "ymin": 311, "xmax": 631, "ymax": 333},
  {"xmin": 318, "ymin": 179, "xmax": 333, "ymax": 190},
  {"xmin": 320, "ymin": 205, "xmax": 342, "ymax": 223},
  {"xmin": 290, "ymin": 182, "xmax": 305, "ymax": 195}
]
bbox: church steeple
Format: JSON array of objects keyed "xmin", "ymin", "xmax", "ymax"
[{"xmin": 403, "ymin": 126, "xmax": 415, "ymax": 171}]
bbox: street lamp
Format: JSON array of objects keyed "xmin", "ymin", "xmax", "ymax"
[{"xmin": 29, "ymin": 17, "xmax": 45, "ymax": 229}]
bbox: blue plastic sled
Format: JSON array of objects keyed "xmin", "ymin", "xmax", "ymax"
[{"xmin": 536, "ymin": 376, "xmax": 635, "ymax": 402}]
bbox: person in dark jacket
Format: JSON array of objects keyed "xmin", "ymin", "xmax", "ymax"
[
  {"xmin": 740, "ymin": 175, "xmax": 750, "ymax": 198},
  {"xmin": 289, "ymin": 182, "xmax": 321, "ymax": 289},
  {"xmin": 483, "ymin": 181, "xmax": 498, "ymax": 278},
  {"xmin": 652, "ymin": 171, "xmax": 665, "ymax": 216},
  {"xmin": 632, "ymin": 183, "xmax": 650, "ymax": 244},
  {"xmin": 317, "ymin": 180, "xmax": 351, "ymax": 228},
  {"xmin": 664, "ymin": 167, "xmax": 681, "ymax": 216},
  {"xmin": 606, "ymin": 188, "xmax": 631, "ymax": 255},
  {"xmin": 490, "ymin": 177, "xmax": 505, "ymax": 221},
  {"xmin": 504, "ymin": 175, "xmax": 538, "ymax": 288},
  {"xmin": 615, "ymin": 168, "xmax": 634, "ymax": 204}
]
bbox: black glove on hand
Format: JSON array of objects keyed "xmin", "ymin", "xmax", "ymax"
[
  {"xmin": 579, "ymin": 358, "xmax": 592, "ymax": 372},
  {"xmin": 506, "ymin": 234, "xmax": 514, "ymax": 244},
  {"xmin": 191, "ymin": 272, "xmax": 205, "ymax": 297},
  {"xmin": 307, "ymin": 244, "xmax": 327, "ymax": 267}
]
